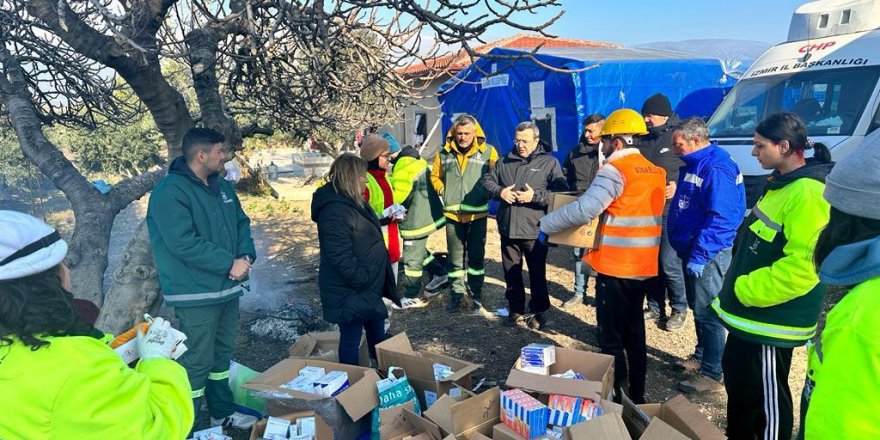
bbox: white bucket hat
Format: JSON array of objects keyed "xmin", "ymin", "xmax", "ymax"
[{"xmin": 0, "ymin": 210, "xmax": 68, "ymax": 281}]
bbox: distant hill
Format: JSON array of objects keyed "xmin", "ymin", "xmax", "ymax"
[{"xmin": 635, "ymin": 39, "xmax": 772, "ymax": 76}]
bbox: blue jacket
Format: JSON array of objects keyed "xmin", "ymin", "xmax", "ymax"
[{"xmin": 668, "ymin": 142, "xmax": 745, "ymax": 266}]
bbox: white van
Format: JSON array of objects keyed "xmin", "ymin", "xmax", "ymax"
[{"xmin": 707, "ymin": 0, "xmax": 880, "ymax": 205}]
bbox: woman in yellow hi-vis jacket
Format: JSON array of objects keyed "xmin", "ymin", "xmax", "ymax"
[
  {"xmin": 0, "ymin": 211, "xmax": 193, "ymax": 440},
  {"xmin": 800, "ymin": 134, "xmax": 880, "ymax": 439},
  {"xmin": 711, "ymin": 113, "xmax": 832, "ymax": 440}
]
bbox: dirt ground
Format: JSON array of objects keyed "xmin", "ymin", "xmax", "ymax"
[
  {"xmin": 6, "ymin": 179, "xmax": 829, "ymax": 438},
  {"xmin": 244, "ymin": 182, "xmax": 817, "ymax": 436}
]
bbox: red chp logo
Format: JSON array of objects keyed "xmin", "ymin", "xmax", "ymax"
[{"xmin": 799, "ymin": 42, "xmax": 836, "ymax": 53}]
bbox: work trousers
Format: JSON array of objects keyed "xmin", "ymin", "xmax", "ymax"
[
  {"xmin": 338, "ymin": 318, "xmax": 387, "ymax": 366},
  {"xmin": 401, "ymin": 235, "xmax": 447, "ymax": 298},
  {"xmin": 683, "ymin": 248, "xmax": 732, "ymax": 381},
  {"xmin": 501, "ymin": 236, "xmax": 550, "ymax": 315},
  {"xmin": 445, "ymin": 217, "xmax": 487, "ymax": 302},
  {"xmin": 646, "ymin": 217, "xmax": 687, "ymax": 314},
  {"xmin": 595, "ymin": 274, "xmax": 649, "ymax": 403},
  {"xmin": 723, "ymin": 334, "xmax": 794, "ymax": 440},
  {"xmin": 175, "ymin": 297, "xmax": 239, "ymax": 424}
]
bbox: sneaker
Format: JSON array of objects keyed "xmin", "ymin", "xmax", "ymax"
[
  {"xmin": 525, "ymin": 313, "xmax": 545, "ymax": 330},
  {"xmin": 677, "ymin": 374, "xmax": 724, "ymax": 394},
  {"xmin": 674, "ymin": 355, "xmax": 701, "ymax": 372},
  {"xmin": 562, "ymin": 293, "xmax": 585, "ymax": 308},
  {"xmin": 210, "ymin": 411, "xmax": 258, "ymax": 430},
  {"xmin": 392, "ymin": 297, "xmax": 428, "ymax": 310},
  {"xmin": 665, "ymin": 310, "xmax": 687, "ymax": 332},
  {"xmin": 425, "ymin": 275, "xmax": 449, "ymax": 293},
  {"xmin": 502, "ymin": 313, "xmax": 524, "ymax": 327},
  {"xmin": 470, "ymin": 299, "xmax": 489, "ymax": 316}
]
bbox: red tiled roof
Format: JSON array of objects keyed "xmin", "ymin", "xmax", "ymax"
[{"xmin": 400, "ymin": 33, "xmax": 618, "ymax": 75}]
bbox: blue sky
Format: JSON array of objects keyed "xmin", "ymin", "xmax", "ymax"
[{"xmin": 480, "ymin": 0, "xmax": 808, "ymax": 46}]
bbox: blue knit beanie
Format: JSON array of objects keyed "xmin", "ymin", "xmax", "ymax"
[{"xmin": 382, "ymin": 133, "xmax": 401, "ymax": 154}]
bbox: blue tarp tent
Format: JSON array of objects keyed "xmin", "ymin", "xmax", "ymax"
[{"xmin": 437, "ymin": 46, "xmax": 741, "ymax": 163}]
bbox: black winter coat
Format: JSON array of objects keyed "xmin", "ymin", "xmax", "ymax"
[
  {"xmin": 561, "ymin": 139, "xmax": 601, "ymax": 192},
  {"xmin": 482, "ymin": 147, "xmax": 568, "ymax": 240},
  {"xmin": 637, "ymin": 114, "xmax": 685, "ymax": 215},
  {"xmin": 311, "ymin": 184, "xmax": 401, "ymax": 324}
]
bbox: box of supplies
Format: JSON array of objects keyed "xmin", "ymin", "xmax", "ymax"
[
  {"xmin": 376, "ymin": 332, "xmax": 483, "ymax": 409},
  {"xmin": 248, "ymin": 411, "xmax": 333, "ymax": 440},
  {"xmin": 288, "ymin": 331, "xmax": 371, "ymax": 367},
  {"xmin": 506, "ymin": 347, "xmax": 614, "ymax": 402},
  {"xmin": 546, "ymin": 193, "xmax": 604, "ymax": 249}
]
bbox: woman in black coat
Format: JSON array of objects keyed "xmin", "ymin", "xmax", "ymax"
[{"xmin": 311, "ymin": 153, "xmax": 401, "ymax": 365}]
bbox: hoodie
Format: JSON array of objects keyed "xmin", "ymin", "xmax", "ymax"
[{"xmin": 804, "ymin": 236, "xmax": 880, "ymax": 439}]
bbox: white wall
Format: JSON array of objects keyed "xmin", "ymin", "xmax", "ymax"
[{"xmin": 383, "ymin": 75, "xmax": 451, "ymax": 159}]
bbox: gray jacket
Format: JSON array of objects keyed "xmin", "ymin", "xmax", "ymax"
[{"xmin": 539, "ymin": 149, "xmax": 640, "ymax": 235}]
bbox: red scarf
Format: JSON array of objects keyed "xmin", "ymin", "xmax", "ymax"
[{"xmin": 364, "ymin": 169, "xmax": 401, "ymax": 263}]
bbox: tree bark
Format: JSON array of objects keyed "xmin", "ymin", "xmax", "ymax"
[{"xmin": 96, "ymin": 221, "xmax": 162, "ymax": 335}]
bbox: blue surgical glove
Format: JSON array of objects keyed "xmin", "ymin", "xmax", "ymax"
[
  {"xmin": 686, "ymin": 262, "xmax": 706, "ymax": 278},
  {"xmin": 537, "ymin": 231, "xmax": 549, "ymax": 245}
]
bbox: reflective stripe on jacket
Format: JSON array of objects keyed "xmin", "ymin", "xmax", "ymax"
[
  {"xmin": 711, "ymin": 161, "xmax": 832, "ymax": 347},
  {"xmin": 430, "ymin": 120, "xmax": 498, "ymax": 222},
  {"xmin": 0, "ymin": 335, "xmax": 193, "ymax": 440},
  {"xmin": 391, "ymin": 154, "xmax": 446, "ymax": 239},
  {"xmin": 586, "ymin": 152, "xmax": 666, "ymax": 278}
]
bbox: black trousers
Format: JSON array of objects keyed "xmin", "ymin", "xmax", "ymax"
[
  {"xmin": 722, "ymin": 334, "xmax": 794, "ymax": 440},
  {"xmin": 501, "ymin": 237, "xmax": 550, "ymax": 315},
  {"xmin": 595, "ymin": 274, "xmax": 648, "ymax": 403}
]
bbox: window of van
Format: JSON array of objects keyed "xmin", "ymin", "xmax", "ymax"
[{"xmin": 708, "ymin": 66, "xmax": 880, "ymax": 137}]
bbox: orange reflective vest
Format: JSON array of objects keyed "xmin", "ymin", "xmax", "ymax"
[{"xmin": 587, "ymin": 153, "xmax": 666, "ymax": 278}]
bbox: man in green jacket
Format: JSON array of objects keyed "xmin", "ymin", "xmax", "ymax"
[{"xmin": 147, "ymin": 127, "xmax": 257, "ymax": 432}]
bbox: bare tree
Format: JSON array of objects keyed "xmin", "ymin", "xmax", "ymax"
[{"xmin": 0, "ymin": 0, "xmax": 562, "ymax": 333}]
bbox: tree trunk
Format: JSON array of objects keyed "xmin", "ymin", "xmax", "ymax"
[{"xmin": 96, "ymin": 221, "xmax": 162, "ymax": 335}]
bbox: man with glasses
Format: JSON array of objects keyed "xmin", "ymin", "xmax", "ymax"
[{"xmin": 483, "ymin": 121, "xmax": 567, "ymax": 329}]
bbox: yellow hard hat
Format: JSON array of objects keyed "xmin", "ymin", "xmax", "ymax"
[{"xmin": 600, "ymin": 108, "xmax": 649, "ymax": 137}]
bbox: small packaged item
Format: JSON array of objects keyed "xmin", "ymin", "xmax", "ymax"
[
  {"xmin": 501, "ymin": 388, "xmax": 549, "ymax": 440},
  {"xmin": 264, "ymin": 416, "xmax": 292, "ymax": 438},
  {"xmin": 298, "ymin": 366, "xmax": 326, "ymax": 380},
  {"xmin": 521, "ymin": 344, "xmax": 556, "ymax": 368},
  {"xmin": 550, "ymin": 369, "xmax": 586, "ymax": 380},
  {"xmin": 296, "ymin": 416, "xmax": 316, "ymax": 438},
  {"xmin": 547, "ymin": 395, "xmax": 603, "ymax": 427},
  {"xmin": 280, "ymin": 375, "xmax": 318, "ymax": 394},
  {"xmin": 313, "ymin": 371, "xmax": 350, "ymax": 397},
  {"xmin": 432, "ymin": 363, "xmax": 454, "ymax": 380}
]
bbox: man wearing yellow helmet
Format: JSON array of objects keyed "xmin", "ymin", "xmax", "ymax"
[{"xmin": 538, "ymin": 108, "xmax": 666, "ymax": 403}]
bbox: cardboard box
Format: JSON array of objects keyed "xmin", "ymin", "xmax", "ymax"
[
  {"xmin": 243, "ymin": 358, "xmax": 380, "ymax": 439},
  {"xmin": 288, "ymin": 331, "xmax": 371, "ymax": 368},
  {"xmin": 424, "ymin": 387, "xmax": 500, "ymax": 440},
  {"xmin": 505, "ymin": 347, "xmax": 614, "ymax": 402},
  {"xmin": 546, "ymin": 193, "xmax": 604, "ymax": 249},
  {"xmin": 622, "ymin": 395, "xmax": 725, "ymax": 440},
  {"xmin": 249, "ymin": 411, "xmax": 333, "ymax": 440},
  {"xmin": 377, "ymin": 332, "xmax": 483, "ymax": 409},
  {"xmin": 563, "ymin": 413, "xmax": 631, "ymax": 440},
  {"xmin": 379, "ymin": 402, "xmax": 444, "ymax": 440}
]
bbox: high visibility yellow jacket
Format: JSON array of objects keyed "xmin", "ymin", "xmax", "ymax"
[
  {"xmin": 804, "ymin": 277, "xmax": 880, "ymax": 438},
  {"xmin": 430, "ymin": 120, "xmax": 498, "ymax": 223},
  {"xmin": 0, "ymin": 335, "xmax": 193, "ymax": 440}
]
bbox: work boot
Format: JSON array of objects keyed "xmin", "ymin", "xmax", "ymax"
[
  {"xmin": 562, "ymin": 292, "xmax": 584, "ymax": 308},
  {"xmin": 643, "ymin": 308, "xmax": 661, "ymax": 321},
  {"xmin": 677, "ymin": 374, "xmax": 724, "ymax": 394},
  {"xmin": 425, "ymin": 275, "xmax": 449, "ymax": 294},
  {"xmin": 665, "ymin": 310, "xmax": 687, "ymax": 332},
  {"xmin": 526, "ymin": 313, "xmax": 545, "ymax": 330},
  {"xmin": 446, "ymin": 298, "xmax": 461, "ymax": 314},
  {"xmin": 502, "ymin": 313, "xmax": 524, "ymax": 327},
  {"xmin": 673, "ymin": 355, "xmax": 701, "ymax": 372}
]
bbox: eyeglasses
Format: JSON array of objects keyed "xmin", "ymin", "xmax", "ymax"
[
  {"xmin": 379, "ymin": 153, "xmax": 391, "ymax": 159},
  {"xmin": 513, "ymin": 139, "xmax": 535, "ymax": 146}
]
